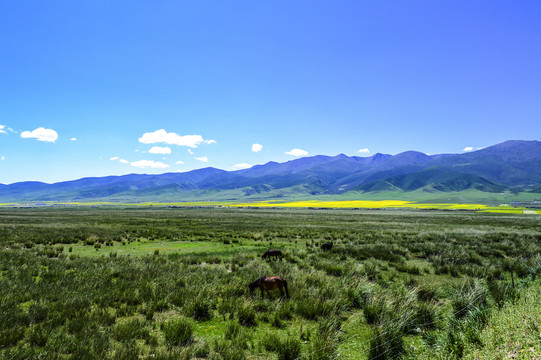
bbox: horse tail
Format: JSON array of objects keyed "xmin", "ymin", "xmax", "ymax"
[{"xmin": 283, "ymin": 279, "xmax": 290, "ymax": 298}]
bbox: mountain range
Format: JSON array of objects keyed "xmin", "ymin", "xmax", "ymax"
[{"xmin": 1, "ymin": 140, "xmax": 541, "ymax": 203}]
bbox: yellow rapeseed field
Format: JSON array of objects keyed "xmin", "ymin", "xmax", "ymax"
[
  {"xmin": 1, "ymin": 200, "xmax": 532, "ymax": 214},
  {"xmin": 229, "ymin": 200, "xmax": 529, "ymax": 214}
]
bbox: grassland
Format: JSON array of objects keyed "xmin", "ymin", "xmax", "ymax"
[{"xmin": 1, "ymin": 206, "xmax": 541, "ymax": 359}]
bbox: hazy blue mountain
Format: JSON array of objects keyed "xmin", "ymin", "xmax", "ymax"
[
  {"xmin": 356, "ymin": 167, "xmax": 508, "ymax": 193},
  {"xmin": 1, "ymin": 140, "xmax": 539, "ymax": 202}
]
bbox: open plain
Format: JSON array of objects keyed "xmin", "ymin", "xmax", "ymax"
[{"xmin": 1, "ymin": 206, "xmax": 541, "ymax": 359}]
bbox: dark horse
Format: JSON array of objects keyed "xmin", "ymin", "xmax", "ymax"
[
  {"xmin": 262, "ymin": 249, "xmax": 282, "ymax": 261},
  {"xmin": 248, "ymin": 276, "xmax": 289, "ymax": 299},
  {"xmin": 321, "ymin": 241, "xmax": 333, "ymax": 251}
]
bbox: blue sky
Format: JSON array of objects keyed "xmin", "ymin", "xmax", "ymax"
[{"xmin": 1, "ymin": 1, "xmax": 540, "ymax": 184}]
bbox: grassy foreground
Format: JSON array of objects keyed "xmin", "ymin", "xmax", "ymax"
[
  {"xmin": 1, "ymin": 207, "xmax": 541, "ymax": 359},
  {"xmin": 465, "ymin": 277, "xmax": 541, "ymax": 359}
]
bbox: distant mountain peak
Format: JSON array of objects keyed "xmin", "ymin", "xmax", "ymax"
[{"xmin": 1, "ymin": 139, "xmax": 540, "ymax": 202}]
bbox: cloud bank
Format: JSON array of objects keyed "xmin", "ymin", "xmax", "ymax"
[
  {"xmin": 130, "ymin": 160, "xmax": 170, "ymax": 169},
  {"xmin": 21, "ymin": 127, "xmax": 58, "ymax": 142},
  {"xmin": 138, "ymin": 129, "xmax": 205, "ymax": 148},
  {"xmin": 232, "ymin": 163, "xmax": 252, "ymax": 170},
  {"xmin": 285, "ymin": 148, "xmax": 308, "ymax": 156},
  {"xmin": 149, "ymin": 146, "xmax": 172, "ymax": 154}
]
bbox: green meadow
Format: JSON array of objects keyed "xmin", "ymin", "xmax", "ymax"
[{"xmin": 1, "ymin": 206, "xmax": 541, "ymax": 359}]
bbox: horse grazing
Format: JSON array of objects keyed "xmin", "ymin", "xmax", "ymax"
[
  {"xmin": 262, "ymin": 249, "xmax": 283, "ymax": 261},
  {"xmin": 321, "ymin": 241, "xmax": 333, "ymax": 251},
  {"xmin": 248, "ymin": 276, "xmax": 289, "ymax": 299}
]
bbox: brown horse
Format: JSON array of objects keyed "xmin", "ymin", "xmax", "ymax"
[
  {"xmin": 321, "ymin": 241, "xmax": 333, "ymax": 251},
  {"xmin": 262, "ymin": 249, "xmax": 282, "ymax": 261},
  {"xmin": 248, "ymin": 276, "xmax": 289, "ymax": 299}
]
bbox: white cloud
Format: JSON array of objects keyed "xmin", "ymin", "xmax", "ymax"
[
  {"xmin": 111, "ymin": 156, "xmax": 129, "ymax": 164},
  {"xmin": 252, "ymin": 143, "xmax": 263, "ymax": 152},
  {"xmin": 130, "ymin": 160, "xmax": 170, "ymax": 169},
  {"xmin": 195, "ymin": 156, "xmax": 209, "ymax": 162},
  {"xmin": 21, "ymin": 127, "xmax": 58, "ymax": 142},
  {"xmin": 176, "ymin": 161, "xmax": 184, "ymax": 165},
  {"xmin": 357, "ymin": 148, "xmax": 370, "ymax": 154},
  {"xmin": 285, "ymin": 148, "xmax": 308, "ymax": 156},
  {"xmin": 1, "ymin": 156, "xmax": 4, "ymax": 161},
  {"xmin": 70, "ymin": 137, "xmax": 77, "ymax": 141},
  {"xmin": 205, "ymin": 139, "xmax": 217, "ymax": 144},
  {"xmin": 149, "ymin": 146, "xmax": 172, "ymax": 154},
  {"xmin": 138, "ymin": 129, "xmax": 205, "ymax": 148},
  {"xmin": 232, "ymin": 163, "xmax": 252, "ymax": 170},
  {"xmin": 188, "ymin": 149, "xmax": 194, "ymax": 155},
  {"xmin": 0, "ymin": 125, "xmax": 6, "ymax": 134},
  {"xmin": 463, "ymin": 146, "xmax": 474, "ymax": 152}
]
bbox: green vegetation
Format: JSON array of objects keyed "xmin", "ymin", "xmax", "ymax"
[
  {"xmin": 1, "ymin": 207, "xmax": 540, "ymax": 359},
  {"xmin": 464, "ymin": 277, "xmax": 541, "ymax": 359}
]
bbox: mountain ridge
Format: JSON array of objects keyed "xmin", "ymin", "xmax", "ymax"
[{"xmin": 1, "ymin": 140, "xmax": 540, "ymax": 202}]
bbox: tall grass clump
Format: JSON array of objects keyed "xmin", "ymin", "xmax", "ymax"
[
  {"xmin": 212, "ymin": 338, "xmax": 246, "ymax": 360},
  {"xmin": 113, "ymin": 318, "xmax": 149, "ymax": 342},
  {"xmin": 450, "ymin": 279, "xmax": 488, "ymax": 320},
  {"xmin": 237, "ymin": 302, "xmax": 256, "ymax": 327},
  {"xmin": 362, "ymin": 285, "xmax": 436, "ymax": 359},
  {"xmin": 163, "ymin": 317, "xmax": 194, "ymax": 347},
  {"xmin": 304, "ymin": 316, "xmax": 341, "ymax": 360},
  {"xmin": 187, "ymin": 296, "xmax": 212, "ymax": 321},
  {"xmin": 276, "ymin": 334, "xmax": 301, "ymax": 360}
]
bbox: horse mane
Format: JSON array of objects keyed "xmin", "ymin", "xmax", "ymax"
[{"xmin": 249, "ymin": 276, "xmax": 266, "ymax": 290}]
